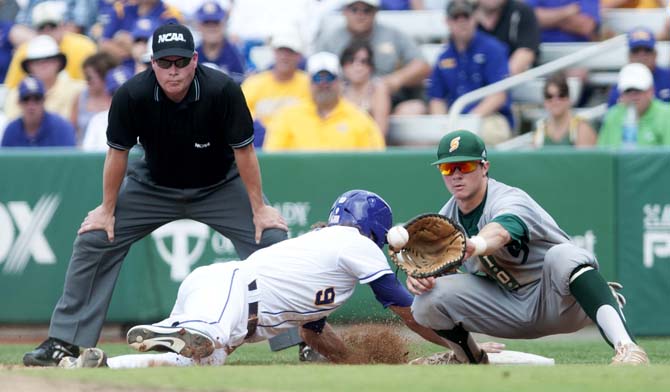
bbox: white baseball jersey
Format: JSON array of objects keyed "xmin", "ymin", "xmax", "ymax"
[{"xmin": 245, "ymin": 225, "xmax": 393, "ymax": 340}]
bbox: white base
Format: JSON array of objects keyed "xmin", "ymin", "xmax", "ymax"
[{"xmin": 487, "ymin": 350, "xmax": 555, "ymax": 366}]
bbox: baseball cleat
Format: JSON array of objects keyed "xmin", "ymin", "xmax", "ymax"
[
  {"xmin": 611, "ymin": 343, "xmax": 650, "ymax": 365},
  {"xmin": 23, "ymin": 337, "xmax": 80, "ymax": 367},
  {"xmin": 127, "ymin": 325, "xmax": 215, "ymax": 359},
  {"xmin": 58, "ymin": 348, "xmax": 108, "ymax": 369}
]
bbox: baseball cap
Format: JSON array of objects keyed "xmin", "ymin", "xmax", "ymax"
[
  {"xmin": 271, "ymin": 28, "xmax": 304, "ymax": 54},
  {"xmin": 21, "ymin": 35, "xmax": 67, "ymax": 73},
  {"xmin": 618, "ymin": 63, "xmax": 653, "ymax": 92},
  {"xmin": 196, "ymin": 1, "xmax": 226, "ymax": 23},
  {"xmin": 19, "ymin": 77, "xmax": 46, "ymax": 100},
  {"xmin": 447, "ymin": 0, "xmax": 476, "ymax": 17},
  {"xmin": 307, "ymin": 52, "xmax": 341, "ymax": 77},
  {"xmin": 343, "ymin": 0, "xmax": 380, "ymax": 7},
  {"xmin": 31, "ymin": 1, "xmax": 65, "ymax": 29},
  {"xmin": 151, "ymin": 23, "xmax": 195, "ymax": 60},
  {"xmin": 132, "ymin": 18, "xmax": 156, "ymax": 41},
  {"xmin": 432, "ymin": 130, "xmax": 487, "ymax": 165},
  {"xmin": 105, "ymin": 66, "xmax": 133, "ymax": 95},
  {"xmin": 627, "ymin": 27, "xmax": 655, "ymax": 50}
]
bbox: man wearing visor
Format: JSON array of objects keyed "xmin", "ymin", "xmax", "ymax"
[
  {"xmin": 407, "ymin": 129, "xmax": 649, "ymax": 365},
  {"xmin": 23, "ymin": 22, "xmax": 288, "ymax": 367}
]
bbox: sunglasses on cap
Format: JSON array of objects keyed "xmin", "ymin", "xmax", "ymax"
[
  {"xmin": 154, "ymin": 56, "xmax": 193, "ymax": 69},
  {"xmin": 437, "ymin": 161, "xmax": 481, "ymax": 176},
  {"xmin": 312, "ymin": 72, "xmax": 337, "ymax": 84}
]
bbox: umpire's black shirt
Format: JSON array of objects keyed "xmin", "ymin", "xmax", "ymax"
[{"xmin": 107, "ymin": 64, "xmax": 254, "ymax": 188}]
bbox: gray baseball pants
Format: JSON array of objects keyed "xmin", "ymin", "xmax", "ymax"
[
  {"xmin": 49, "ymin": 160, "xmax": 287, "ymax": 347},
  {"xmin": 411, "ymin": 243, "xmax": 599, "ymax": 338}
]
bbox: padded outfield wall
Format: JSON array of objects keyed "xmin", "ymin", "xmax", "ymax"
[{"xmin": 0, "ymin": 148, "xmax": 668, "ymax": 335}]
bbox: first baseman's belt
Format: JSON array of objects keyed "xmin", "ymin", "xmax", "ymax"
[{"xmin": 245, "ymin": 280, "xmax": 259, "ymax": 339}]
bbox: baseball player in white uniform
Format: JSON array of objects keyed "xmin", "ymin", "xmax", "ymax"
[
  {"xmin": 407, "ymin": 130, "xmax": 649, "ymax": 365},
  {"xmin": 61, "ymin": 189, "xmax": 458, "ymax": 368}
]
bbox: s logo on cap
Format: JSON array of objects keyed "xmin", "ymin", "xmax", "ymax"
[
  {"xmin": 157, "ymin": 33, "xmax": 186, "ymax": 43},
  {"xmin": 449, "ymin": 136, "xmax": 461, "ymax": 153}
]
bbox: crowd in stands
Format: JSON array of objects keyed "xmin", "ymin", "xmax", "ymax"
[{"xmin": 1, "ymin": 0, "xmax": 670, "ymax": 150}]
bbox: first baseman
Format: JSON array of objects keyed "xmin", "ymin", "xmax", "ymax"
[
  {"xmin": 408, "ymin": 130, "xmax": 649, "ymax": 365},
  {"xmin": 60, "ymin": 190, "xmax": 457, "ymax": 368},
  {"xmin": 23, "ymin": 23, "xmax": 288, "ymax": 367}
]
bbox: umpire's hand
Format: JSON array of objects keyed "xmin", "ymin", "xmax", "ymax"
[
  {"xmin": 78, "ymin": 205, "xmax": 116, "ymax": 242},
  {"xmin": 253, "ymin": 205, "xmax": 288, "ymax": 243}
]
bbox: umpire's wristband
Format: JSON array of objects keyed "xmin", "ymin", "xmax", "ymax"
[{"xmin": 470, "ymin": 236, "xmax": 487, "ymax": 256}]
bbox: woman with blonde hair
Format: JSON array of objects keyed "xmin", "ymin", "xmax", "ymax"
[{"xmin": 533, "ymin": 72, "xmax": 596, "ymax": 147}]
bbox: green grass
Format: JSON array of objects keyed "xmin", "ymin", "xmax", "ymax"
[{"xmin": 2, "ymin": 337, "xmax": 670, "ymax": 391}]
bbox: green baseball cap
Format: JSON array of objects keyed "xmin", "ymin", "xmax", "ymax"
[{"xmin": 432, "ymin": 130, "xmax": 487, "ymax": 165}]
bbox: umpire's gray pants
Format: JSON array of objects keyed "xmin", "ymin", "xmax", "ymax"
[
  {"xmin": 411, "ymin": 243, "xmax": 598, "ymax": 339},
  {"xmin": 49, "ymin": 160, "xmax": 287, "ymax": 347}
]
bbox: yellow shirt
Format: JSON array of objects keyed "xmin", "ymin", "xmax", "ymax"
[
  {"xmin": 4, "ymin": 71, "xmax": 86, "ymax": 120},
  {"xmin": 601, "ymin": 0, "xmax": 661, "ymax": 8},
  {"xmin": 241, "ymin": 70, "xmax": 311, "ymax": 126},
  {"xmin": 4, "ymin": 32, "xmax": 97, "ymax": 88},
  {"xmin": 264, "ymin": 98, "xmax": 386, "ymax": 152}
]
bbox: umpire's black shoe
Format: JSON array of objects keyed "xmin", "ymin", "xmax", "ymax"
[{"xmin": 23, "ymin": 337, "xmax": 80, "ymax": 367}]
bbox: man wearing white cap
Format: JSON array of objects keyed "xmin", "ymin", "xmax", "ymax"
[
  {"xmin": 598, "ymin": 63, "xmax": 670, "ymax": 146},
  {"xmin": 3, "ymin": 34, "xmax": 86, "ymax": 121},
  {"xmin": 264, "ymin": 51, "xmax": 385, "ymax": 151},
  {"xmin": 4, "ymin": 1, "xmax": 96, "ymax": 88},
  {"xmin": 241, "ymin": 27, "xmax": 311, "ymax": 147}
]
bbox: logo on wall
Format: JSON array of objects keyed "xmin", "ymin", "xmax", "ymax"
[
  {"xmin": 642, "ymin": 204, "xmax": 670, "ymax": 268},
  {"xmin": 151, "ymin": 202, "xmax": 311, "ymax": 281},
  {"xmin": 0, "ymin": 194, "xmax": 60, "ymax": 274}
]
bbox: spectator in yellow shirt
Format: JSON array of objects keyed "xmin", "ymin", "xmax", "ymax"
[
  {"xmin": 242, "ymin": 27, "xmax": 311, "ymax": 147},
  {"xmin": 264, "ymin": 51, "xmax": 385, "ymax": 152},
  {"xmin": 4, "ymin": 35, "xmax": 85, "ymax": 121},
  {"xmin": 3, "ymin": 1, "xmax": 96, "ymax": 88}
]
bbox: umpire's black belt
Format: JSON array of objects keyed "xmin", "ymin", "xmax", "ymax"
[{"xmin": 245, "ymin": 280, "xmax": 259, "ymax": 339}]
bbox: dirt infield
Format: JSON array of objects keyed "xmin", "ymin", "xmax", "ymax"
[{"xmin": 5, "ymin": 374, "xmax": 172, "ymax": 392}]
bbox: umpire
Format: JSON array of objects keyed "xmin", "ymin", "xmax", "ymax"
[{"xmin": 23, "ymin": 23, "xmax": 289, "ymax": 366}]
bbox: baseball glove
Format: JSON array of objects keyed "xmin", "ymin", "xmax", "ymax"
[{"xmin": 388, "ymin": 213, "xmax": 466, "ymax": 278}]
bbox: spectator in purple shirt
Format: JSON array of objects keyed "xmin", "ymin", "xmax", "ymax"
[
  {"xmin": 1, "ymin": 77, "xmax": 76, "ymax": 147},
  {"xmin": 195, "ymin": 1, "xmax": 246, "ymax": 84},
  {"xmin": 526, "ymin": 0, "xmax": 599, "ymax": 42}
]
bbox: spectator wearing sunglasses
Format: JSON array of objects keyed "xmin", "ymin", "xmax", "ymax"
[
  {"xmin": 340, "ymin": 40, "xmax": 391, "ymax": 137},
  {"xmin": 314, "ymin": 0, "xmax": 431, "ymax": 115},
  {"xmin": 1, "ymin": 76, "xmax": 75, "ymax": 147},
  {"xmin": 3, "ymin": 1, "xmax": 96, "ymax": 88},
  {"xmin": 264, "ymin": 51, "xmax": 385, "ymax": 151},
  {"xmin": 532, "ymin": 72, "xmax": 596, "ymax": 148},
  {"xmin": 606, "ymin": 28, "xmax": 670, "ymax": 107},
  {"xmin": 598, "ymin": 63, "xmax": 670, "ymax": 147},
  {"xmin": 22, "ymin": 22, "xmax": 289, "ymax": 368},
  {"xmin": 428, "ymin": 0, "xmax": 513, "ymax": 145}
]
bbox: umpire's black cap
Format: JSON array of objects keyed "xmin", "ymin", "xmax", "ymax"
[{"xmin": 152, "ymin": 23, "xmax": 195, "ymax": 59}]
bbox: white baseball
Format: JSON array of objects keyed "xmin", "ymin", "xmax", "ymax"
[{"xmin": 387, "ymin": 225, "xmax": 409, "ymax": 249}]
